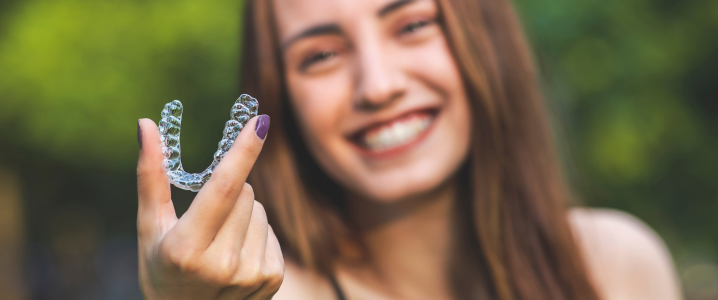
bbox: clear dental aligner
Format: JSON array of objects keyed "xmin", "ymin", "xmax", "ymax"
[{"xmin": 158, "ymin": 94, "xmax": 259, "ymax": 192}]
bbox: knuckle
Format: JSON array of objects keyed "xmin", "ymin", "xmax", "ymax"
[
  {"xmin": 252, "ymin": 201, "xmax": 268, "ymax": 220},
  {"xmin": 251, "ymin": 263, "xmax": 284, "ymax": 296},
  {"xmin": 231, "ymin": 258, "xmax": 283, "ymax": 292},
  {"xmin": 234, "ymin": 268, "xmax": 263, "ymax": 289},
  {"xmin": 213, "ymin": 261, "xmax": 239, "ymax": 284},
  {"xmin": 186, "ymin": 253, "xmax": 239, "ymax": 285},
  {"xmin": 136, "ymin": 164, "xmax": 162, "ymax": 180},
  {"xmin": 136, "ymin": 164, "xmax": 148, "ymax": 178},
  {"xmin": 263, "ymin": 264, "xmax": 285, "ymax": 288},
  {"xmin": 242, "ymin": 182, "xmax": 255, "ymax": 198},
  {"xmin": 213, "ymin": 175, "xmax": 243, "ymax": 199},
  {"xmin": 159, "ymin": 240, "xmax": 199, "ymax": 271},
  {"xmin": 162, "ymin": 248, "xmax": 187, "ymax": 267},
  {"xmin": 265, "ymin": 273, "xmax": 284, "ymax": 292},
  {"xmin": 253, "ymin": 200, "xmax": 266, "ymax": 214}
]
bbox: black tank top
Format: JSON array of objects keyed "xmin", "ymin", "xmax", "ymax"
[{"xmin": 329, "ymin": 276, "xmax": 347, "ymax": 300}]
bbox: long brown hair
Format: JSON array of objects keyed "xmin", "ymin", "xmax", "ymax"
[{"xmin": 241, "ymin": 0, "xmax": 600, "ymax": 299}]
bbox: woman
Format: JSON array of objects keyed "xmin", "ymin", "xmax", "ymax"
[{"xmin": 135, "ymin": 0, "xmax": 683, "ymax": 299}]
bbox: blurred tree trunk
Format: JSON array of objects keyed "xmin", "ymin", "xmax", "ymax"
[{"xmin": 0, "ymin": 167, "xmax": 27, "ymax": 300}]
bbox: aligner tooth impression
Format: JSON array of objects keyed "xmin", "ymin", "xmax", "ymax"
[{"xmin": 158, "ymin": 94, "xmax": 259, "ymax": 192}]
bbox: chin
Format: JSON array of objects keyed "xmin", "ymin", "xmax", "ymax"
[{"xmin": 361, "ymin": 171, "xmax": 455, "ymax": 202}]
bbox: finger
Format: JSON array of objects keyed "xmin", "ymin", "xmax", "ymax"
[
  {"xmin": 265, "ymin": 225, "xmax": 284, "ymax": 269},
  {"xmin": 246, "ymin": 226, "xmax": 284, "ymax": 300},
  {"xmin": 209, "ymin": 183, "xmax": 256, "ymax": 252},
  {"xmin": 137, "ymin": 118, "xmax": 177, "ymax": 241},
  {"xmin": 220, "ymin": 201, "xmax": 270, "ymax": 300},
  {"xmin": 240, "ymin": 200, "xmax": 270, "ymax": 264},
  {"xmin": 263, "ymin": 225, "xmax": 284, "ymax": 284},
  {"xmin": 175, "ymin": 115, "xmax": 270, "ymax": 246}
]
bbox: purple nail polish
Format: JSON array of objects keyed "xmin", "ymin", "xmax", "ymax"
[
  {"xmin": 137, "ymin": 120, "xmax": 143, "ymax": 149},
  {"xmin": 255, "ymin": 115, "xmax": 270, "ymax": 140}
]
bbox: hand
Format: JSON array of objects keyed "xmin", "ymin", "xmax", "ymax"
[{"xmin": 136, "ymin": 115, "xmax": 283, "ymax": 300}]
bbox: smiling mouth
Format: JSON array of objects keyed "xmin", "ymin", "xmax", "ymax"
[{"xmin": 350, "ymin": 109, "xmax": 437, "ymax": 155}]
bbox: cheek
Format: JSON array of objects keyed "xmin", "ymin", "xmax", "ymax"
[
  {"xmin": 286, "ymin": 70, "xmax": 352, "ymax": 151},
  {"xmin": 406, "ymin": 36, "xmax": 470, "ymax": 144},
  {"xmin": 405, "ymin": 38, "xmax": 465, "ymax": 96}
]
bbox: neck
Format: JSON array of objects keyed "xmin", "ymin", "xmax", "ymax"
[{"xmin": 339, "ymin": 180, "xmax": 456, "ymax": 300}]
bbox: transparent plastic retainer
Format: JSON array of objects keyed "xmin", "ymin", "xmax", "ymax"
[{"xmin": 158, "ymin": 94, "xmax": 258, "ymax": 192}]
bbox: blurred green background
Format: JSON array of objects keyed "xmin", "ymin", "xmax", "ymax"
[{"xmin": 0, "ymin": 0, "xmax": 715, "ymax": 299}]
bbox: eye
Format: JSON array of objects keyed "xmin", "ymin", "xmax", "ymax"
[
  {"xmin": 399, "ymin": 20, "xmax": 431, "ymax": 35},
  {"xmin": 300, "ymin": 49, "xmax": 336, "ymax": 70}
]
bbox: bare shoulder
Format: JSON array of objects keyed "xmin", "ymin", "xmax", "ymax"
[
  {"xmin": 568, "ymin": 208, "xmax": 683, "ymax": 300},
  {"xmin": 272, "ymin": 260, "xmax": 336, "ymax": 300}
]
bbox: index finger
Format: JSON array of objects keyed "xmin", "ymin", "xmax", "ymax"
[{"xmin": 172, "ymin": 114, "xmax": 270, "ymax": 247}]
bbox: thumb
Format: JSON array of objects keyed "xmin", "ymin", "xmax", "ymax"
[{"xmin": 137, "ymin": 118, "xmax": 177, "ymax": 241}]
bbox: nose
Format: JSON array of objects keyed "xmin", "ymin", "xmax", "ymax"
[{"xmin": 353, "ymin": 40, "xmax": 407, "ymax": 111}]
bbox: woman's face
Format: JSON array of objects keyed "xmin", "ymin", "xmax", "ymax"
[{"xmin": 275, "ymin": 0, "xmax": 471, "ymax": 201}]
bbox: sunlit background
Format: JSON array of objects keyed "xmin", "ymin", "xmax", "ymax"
[{"xmin": 0, "ymin": 0, "xmax": 716, "ymax": 299}]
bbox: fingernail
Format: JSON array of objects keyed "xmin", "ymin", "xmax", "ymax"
[
  {"xmin": 137, "ymin": 120, "xmax": 143, "ymax": 150},
  {"xmin": 255, "ymin": 114, "xmax": 270, "ymax": 140}
]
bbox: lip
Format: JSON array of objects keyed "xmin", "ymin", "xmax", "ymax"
[{"xmin": 347, "ymin": 107, "xmax": 440, "ymax": 159}]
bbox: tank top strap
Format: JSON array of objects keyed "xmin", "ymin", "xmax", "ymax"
[{"xmin": 328, "ymin": 275, "xmax": 347, "ymax": 300}]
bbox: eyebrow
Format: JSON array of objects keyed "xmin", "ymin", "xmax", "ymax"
[
  {"xmin": 281, "ymin": 24, "xmax": 343, "ymax": 52},
  {"xmin": 280, "ymin": 0, "xmax": 418, "ymax": 52},
  {"xmin": 378, "ymin": 0, "xmax": 416, "ymax": 17}
]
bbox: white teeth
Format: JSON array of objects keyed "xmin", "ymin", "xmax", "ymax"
[{"xmin": 363, "ymin": 116, "xmax": 432, "ymax": 151}]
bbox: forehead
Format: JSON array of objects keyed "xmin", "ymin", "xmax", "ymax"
[{"xmin": 272, "ymin": 0, "xmax": 397, "ymax": 39}]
